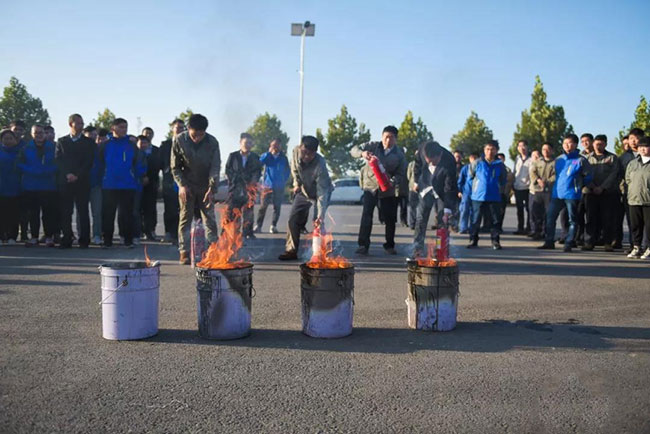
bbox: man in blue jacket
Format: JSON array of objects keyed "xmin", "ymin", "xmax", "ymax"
[
  {"xmin": 0, "ymin": 129, "xmax": 22, "ymax": 244},
  {"xmin": 539, "ymin": 133, "xmax": 593, "ymax": 252},
  {"xmin": 467, "ymin": 140, "xmax": 507, "ymax": 249},
  {"xmin": 99, "ymin": 118, "xmax": 146, "ymax": 248},
  {"xmin": 255, "ymin": 139, "xmax": 290, "ymax": 234},
  {"xmin": 17, "ymin": 125, "xmax": 58, "ymax": 247},
  {"xmin": 457, "ymin": 152, "xmax": 478, "ymax": 233}
]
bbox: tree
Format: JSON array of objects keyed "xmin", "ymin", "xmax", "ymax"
[
  {"xmin": 511, "ymin": 75, "xmax": 573, "ymax": 160},
  {"xmin": 614, "ymin": 96, "xmax": 650, "ymax": 155},
  {"xmin": 397, "ymin": 110, "xmax": 433, "ymax": 161},
  {"xmin": 165, "ymin": 108, "xmax": 194, "ymax": 139},
  {"xmin": 0, "ymin": 77, "xmax": 50, "ymax": 130},
  {"xmin": 245, "ymin": 112, "xmax": 290, "ymax": 155},
  {"xmin": 91, "ymin": 108, "xmax": 116, "ymax": 131},
  {"xmin": 449, "ymin": 111, "xmax": 494, "ymax": 158},
  {"xmin": 319, "ymin": 105, "xmax": 371, "ymax": 178}
]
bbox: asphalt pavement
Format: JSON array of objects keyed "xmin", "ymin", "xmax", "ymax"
[{"xmin": 1, "ymin": 203, "xmax": 649, "ymax": 433}]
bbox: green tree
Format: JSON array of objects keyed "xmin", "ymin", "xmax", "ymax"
[
  {"xmin": 397, "ymin": 110, "xmax": 433, "ymax": 161},
  {"xmin": 165, "ymin": 108, "xmax": 194, "ymax": 139},
  {"xmin": 245, "ymin": 112, "xmax": 290, "ymax": 155},
  {"xmin": 449, "ymin": 111, "xmax": 494, "ymax": 158},
  {"xmin": 511, "ymin": 75, "xmax": 573, "ymax": 160},
  {"xmin": 91, "ymin": 108, "xmax": 116, "ymax": 131},
  {"xmin": 320, "ymin": 105, "xmax": 371, "ymax": 178},
  {"xmin": 614, "ymin": 96, "xmax": 650, "ymax": 155},
  {"xmin": 0, "ymin": 76, "xmax": 50, "ymax": 130}
]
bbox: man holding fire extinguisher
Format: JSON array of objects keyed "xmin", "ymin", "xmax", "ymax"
[{"xmin": 350, "ymin": 125, "xmax": 408, "ymax": 255}]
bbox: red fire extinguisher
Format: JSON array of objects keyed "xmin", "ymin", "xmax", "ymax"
[
  {"xmin": 368, "ymin": 156, "xmax": 392, "ymax": 192},
  {"xmin": 310, "ymin": 225, "xmax": 323, "ymax": 263},
  {"xmin": 190, "ymin": 218, "xmax": 206, "ymax": 268},
  {"xmin": 436, "ymin": 227, "xmax": 449, "ymax": 262}
]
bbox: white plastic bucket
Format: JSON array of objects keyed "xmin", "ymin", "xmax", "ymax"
[{"xmin": 99, "ymin": 262, "xmax": 160, "ymax": 340}]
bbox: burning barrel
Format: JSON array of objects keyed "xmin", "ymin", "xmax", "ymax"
[
  {"xmin": 406, "ymin": 259, "xmax": 459, "ymax": 331},
  {"xmin": 300, "ymin": 263, "xmax": 354, "ymax": 338},
  {"xmin": 99, "ymin": 261, "xmax": 160, "ymax": 340},
  {"xmin": 196, "ymin": 264, "xmax": 254, "ymax": 340}
]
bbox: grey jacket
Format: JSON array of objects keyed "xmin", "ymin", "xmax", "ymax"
[
  {"xmin": 171, "ymin": 131, "xmax": 221, "ymax": 192},
  {"xmin": 350, "ymin": 141, "xmax": 408, "ymax": 197},
  {"xmin": 625, "ymin": 156, "xmax": 650, "ymax": 206},
  {"xmin": 290, "ymin": 146, "xmax": 333, "ymax": 220},
  {"xmin": 585, "ymin": 150, "xmax": 621, "ymax": 194},
  {"xmin": 529, "ymin": 158, "xmax": 556, "ymax": 193}
]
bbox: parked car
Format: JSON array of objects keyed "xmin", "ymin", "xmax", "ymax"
[{"xmin": 330, "ymin": 178, "xmax": 363, "ymax": 204}]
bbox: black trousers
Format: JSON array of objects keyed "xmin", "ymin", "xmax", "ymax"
[
  {"xmin": 102, "ymin": 189, "xmax": 135, "ymax": 246},
  {"xmin": 141, "ymin": 184, "xmax": 158, "ymax": 236},
  {"xmin": 22, "ymin": 191, "xmax": 58, "ymax": 239},
  {"xmin": 285, "ymin": 192, "xmax": 314, "ymax": 253},
  {"xmin": 398, "ymin": 196, "xmax": 408, "ymax": 225},
  {"xmin": 584, "ymin": 193, "xmax": 616, "ymax": 246},
  {"xmin": 358, "ymin": 190, "xmax": 398, "ymax": 249},
  {"xmin": 408, "ymin": 191, "xmax": 419, "ymax": 228},
  {"xmin": 162, "ymin": 186, "xmax": 179, "ymax": 238},
  {"xmin": 60, "ymin": 181, "xmax": 90, "ymax": 246},
  {"xmin": 470, "ymin": 200, "xmax": 502, "ymax": 242},
  {"xmin": 256, "ymin": 186, "xmax": 284, "ymax": 228},
  {"xmin": 530, "ymin": 191, "xmax": 550, "ymax": 236},
  {"xmin": 0, "ymin": 195, "xmax": 20, "ymax": 241},
  {"xmin": 514, "ymin": 189, "xmax": 530, "ymax": 231},
  {"xmin": 629, "ymin": 206, "xmax": 650, "ymax": 248}
]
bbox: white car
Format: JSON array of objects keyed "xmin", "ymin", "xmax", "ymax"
[{"xmin": 330, "ymin": 178, "xmax": 363, "ymax": 204}]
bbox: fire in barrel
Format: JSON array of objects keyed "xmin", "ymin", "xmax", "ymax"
[
  {"xmin": 301, "ymin": 226, "xmax": 354, "ymax": 338},
  {"xmin": 195, "ymin": 202, "xmax": 254, "ymax": 340},
  {"xmin": 406, "ymin": 228, "xmax": 459, "ymax": 331}
]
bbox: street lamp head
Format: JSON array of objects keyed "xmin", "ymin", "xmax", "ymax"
[{"xmin": 291, "ymin": 21, "xmax": 315, "ymax": 36}]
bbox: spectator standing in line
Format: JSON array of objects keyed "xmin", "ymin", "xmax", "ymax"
[
  {"xmin": 538, "ymin": 134, "xmax": 592, "ymax": 252},
  {"xmin": 468, "ymin": 141, "xmax": 507, "ymax": 250},
  {"xmin": 171, "ymin": 114, "xmax": 221, "ymax": 265},
  {"xmin": 351, "ymin": 126, "xmax": 407, "ymax": 255},
  {"xmin": 87, "ymin": 129, "xmax": 108, "ymax": 245},
  {"xmin": 99, "ymin": 118, "xmax": 146, "ymax": 248},
  {"xmin": 17, "ymin": 125, "xmax": 58, "ymax": 247},
  {"xmin": 618, "ymin": 128, "xmax": 646, "ymax": 253},
  {"xmin": 0, "ymin": 130, "xmax": 21, "ymax": 244},
  {"xmin": 457, "ymin": 152, "xmax": 478, "ymax": 234},
  {"xmin": 625, "ymin": 136, "xmax": 650, "ymax": 259},
  {"xmin": 528, "ymin": 143, "xmax": 555, "ymax": 241},
  {"xmin": 55, "ymin": 114, "xmax": 95, "ymax": 249},
  {"xmin": 582, "ymin": 135, "xmax": 621, "ymax": 251},
  {"xmin": 132, "ymin": 135, "xmax": 151, "ymax": 245},
  {"xmin": 10, "ymin": 120, "xmax": 29, "ymax": 242},
  {"xmin": 278, "ymin": 136, "xmax": 332, "ymax": 261},
  {"xmin": 255, "ymin": 138, "xmax": 290, "ymax": 234},
  {"xmin": 160, "ymin": 119, "xmax": 184, "ymax": 244},
  {"xmin": 496, "ymin": 153, "xmax": 514, "ymax": 234},
  {"xmin": 139, "ymin": 127, "xmax": 162, "ymax": 241},
  {"xmin": 225, "ymin": 133, "xmax": 262, "ymax": 240},
  {"xmin": 44, "ymin": 126, "xmax": 55, "ymax": 144},
  {"xmin": 512, "ymin": 140, "xmax": 532, "ymax": 235}
]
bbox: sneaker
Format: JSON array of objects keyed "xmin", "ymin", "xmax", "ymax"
[
  {"xmin": 627, "ymin": 246, "xmax": 641, "ymax": 258},
  {"xmin": 466, "ymin": 240, "xmax": 478, "ymax": 249},
  {"xmin": 492, "ymin": 241, "xmax": 502, "ymax": 250},
  {"xmin": 278, "ymin": 250, "xmax": 298, "ymax": 261},
  {"xmin": 45, "ymin": 237, "xmax": 55, "ymax": 247},
  {"xmin": 269, "ymin": 225, "xmax": 278, "ymax": 234},
  {"xmin": 253, "ymin": 224, "xmax": 261, "ymax": 233},
  {"xmin": 641, "ymin": 248, "xmax": 650, "ymax": 260},
  {"xmin": 563, "ymin": 244, "xmax": 572, "ymax": 253},
  {"xmin": 355, "ymin": 246, "xmax": 369, "ymax": 255},
  {"xmin": 384, "ymin": 247, "xmax": 397, "ymax": 255},
  {"xmin": 92, "ymin": 236, "xmax": 102, "ymax": 245},
  {"xmin": 538, "ymin": 242, "xmax": 555, "ymax": 250}
]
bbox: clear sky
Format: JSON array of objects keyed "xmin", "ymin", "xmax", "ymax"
[{"xmin": 1, "ymin": 0, "xmax": 648, "ymax": 158}]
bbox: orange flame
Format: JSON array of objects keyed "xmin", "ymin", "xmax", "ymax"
[
  {"xmin": 197, "ymin": 183, "xmax": 258, "ymax": 270},
  {"xmin": 144, "ymin": 245, "xmax": 153, "ymax": 267},
  {"xmin": 415, "ymin": 239, "xmax": 457, "ymax": 267},
  {"xmin": 306, "ymin": 213, "xmax": 351, "ymax": 269}
]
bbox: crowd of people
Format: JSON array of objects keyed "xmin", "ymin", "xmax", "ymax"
[{"xmin": 0, "ymin": 113, "xmax": 648, "ymax": 264}]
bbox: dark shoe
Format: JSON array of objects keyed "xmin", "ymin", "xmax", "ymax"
[
  {"xmin": 492, "ymin": 241, "xmax": 502, "ymax": 250},
  {"xmin": 526, "ymin": 232, "xmax": 536, "ymax": 238},
  {"xmin": 278, "ymin": 250, "xmax": 298, "ymax": 261},
  {"xmin": 581, "ymin": 244, "xmax": 594, "ymax": 251},
  {"xmin": 101, "ymin": 243, "xmax": 112, "ymax": 249},
  {"xmin": 79, "ymin": 244, "xmax": 89, "ymax": 249},
  {"xmin": 179, "ymin": 251, "xmax": 190, "ymax": 265},
  {"xmin": 513, "ymin": 229, "xmax": 526, "ymax": 235},
  {"xmin": 569, "ymin": 240, "xmax": 577, "ymax": 248},
  {"xmin": 612, "ymin": 242, "xmax": 623, "ymax": 250},
  {"xmin": 538, "ymin": 242, "xmax": 555, "ymax": 250},
  {"xmin": 355, "ymin": 246, "xmax": 369, "ymax": 255},
  {"xmin": 245, "ymin": 233, "xmax": 257, "ymax": 240},
  {"xmin": 604, "ymin": 244, "xmax": 614, "ymax": 252},
  {"xmin": 384, "ymin": 247, "xmax": 397, "ymax": 255},
  {"xmin": 563, "ymin": 244, "xmax": 572, "ymax": 253},
  {"xmin": 531, "ymin": 233, "xmax": 544, "ymax": 241},
  {"xmin": 58, "ymin": 243, "xmax": 72, "ymax": 249},
  {"xmin": 466, "ymin": 240, "xmax": 478, "ymax": 249},
  {"xmin": 557, "ymin": 237, "xmax": 566, "ymax": 245},
  {"xmin": 144, "ymin": 232, "xmax": 157, "ymax": 241}
]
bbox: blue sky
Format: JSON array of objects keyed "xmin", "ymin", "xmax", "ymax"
[{"xmin": 1, "ymin": 0, "xmax": 648, "ymax": 158}]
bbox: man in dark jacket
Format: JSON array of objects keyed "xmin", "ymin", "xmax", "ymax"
[
  {"xmin": 412, "ymin": 140, "xmax": 458, "ymax": 256},
  {"xmin": 225, "ymin": 133, "xmax": 262, "ymax": 240},
  {"xmin": 139, "ymin": 127, "xmax": 162, "ymax": 241},
  {"xmin": 160, "ymin": 119, "xmax": 185, "ymax": 244},
  {"xmin": 350, "ymin": 125, "xmax": 407, "ymax": 255},
  {"xmin": 55, "ymin": 114, "xmax": 95, "ymax": 248},
  {"xmin": 255, "ymin": 139, "xmax": 290, "ymax": 234}
]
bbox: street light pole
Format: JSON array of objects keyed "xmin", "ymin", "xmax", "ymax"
[{"xmin": 291, "ymin": 21, "xmax": 315, "ymax": 146}]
